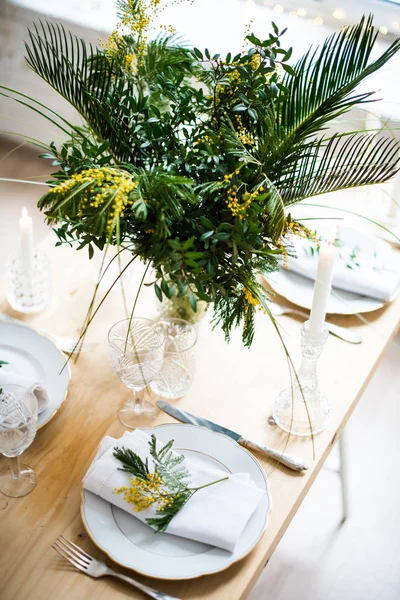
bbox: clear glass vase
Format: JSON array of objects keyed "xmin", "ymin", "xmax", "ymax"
[
  {"xmin": 272, "ymin": 321, "xmax": 330, "ymax": 436},
  {"xmin": 156, "ymin": 292, "xmax": 207, "ymax": 326}
]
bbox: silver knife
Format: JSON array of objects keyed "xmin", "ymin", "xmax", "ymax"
[{"xmin": 157, "ymin": 400, "xmax": 308, "ymax": 472}]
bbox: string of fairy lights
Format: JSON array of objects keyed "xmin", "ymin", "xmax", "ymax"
[{"xmin": 242, "ymin": 0, "xmax": 399, "ymax": 34}]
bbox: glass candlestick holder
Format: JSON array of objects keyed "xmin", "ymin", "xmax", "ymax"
[
  {"xmin": 6, "ymin": 250, "xmax": 51, "ymax": 314},
  {"xmin": 272, "ymin": 321, "xmax": 329, "ymax": 436}
]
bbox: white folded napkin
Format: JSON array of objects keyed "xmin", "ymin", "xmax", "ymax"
[
  {"xmin": 286, "ymin": 225, "xmax": 400, "ymax": 302},
  {"xmin": 83, "ymin": 429, "xmax": 266, "ymax": 552},
  {"xmin": 0, "ymin": 371, "xmax": 48, "ymax": 414}
]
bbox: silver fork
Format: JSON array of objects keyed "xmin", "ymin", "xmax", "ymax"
[
  {"xmin": 52, "ymin": 536, "xmax": 182, "ymax": 600},
  {"xmin": 269, "ymin": 303, "xmax": 362, "ymax": 344}
]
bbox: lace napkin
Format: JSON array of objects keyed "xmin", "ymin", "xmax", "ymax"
[
  {"xmin": 286, "ymin": 225, "xmax": 400, "ymax": 301},
  {"xmin": 0, "ymin": 371, "xmax": 48, "ymax": 414},
  {"xmin": 83, "ymin": 429, "xmax": 266, "ymax": 552}
]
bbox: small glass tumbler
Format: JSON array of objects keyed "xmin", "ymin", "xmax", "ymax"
[
  {"xmin": 6, "ymin": 251, "xmax": 51, "ymax": 314},
  {"xmin": 272, "ymin": 321, "xmax": 329, "ymax": 436},
  {"xmin": 0, "ymin": 384, "xmax": 38, "ymax": 497},
  {"xmin": 151, "ymin": 318, "xmax": 197, "ymax": 399}
]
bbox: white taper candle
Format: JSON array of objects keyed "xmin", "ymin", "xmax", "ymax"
[
  {"xmin": 308, "ymin": 242, "xmax": 337, "ymax": 336},
  {"xmin": 19, "ymin": 207, "xmax": 34, "ymax": 275}
]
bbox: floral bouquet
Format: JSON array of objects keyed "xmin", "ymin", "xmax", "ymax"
[{"xmin": 2, "ymin": 0, "xmax": 399, "ymax": 346}]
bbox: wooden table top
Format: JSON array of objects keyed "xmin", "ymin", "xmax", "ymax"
[{"xmin": 1, "ymin": 236, "xmax": 399, "ymax": 600}]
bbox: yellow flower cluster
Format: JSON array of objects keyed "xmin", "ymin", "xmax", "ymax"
[
  {"xmin": 250, "ymin": 53, "xmax": 261, "ymax": 71},
  {"xmin": 114, "ymin": 471, "xmax": 178, "ymax": 513},
  {"xmin": 194, "ymin": 134, "xmax": 213, "ymax": 146},
  {"xmin": 224, "ymin": 173, "xmax": 264, "ymax": 220},
  {"xmin": 227, "ymin": 67, "xmax": 241, "ymax": 86},
  {"xmin": 235, "ymin": 115, "xmax": 256, "ymax": 146},
  {"xmin": 239, "ymin": 128, "xmax": 256, "ymax": 146},
  {"xmin": 284, "ymin": 220, "xmax": 317, "ymax": 242},
  {"xmin": 49, "ymin": 167, "xmax": 137, "ymax": 232},
  {"xmin": 243, "ymin": 287, "xmax": 259, "ymax": 307},
  {"xmin": 242, "ymin": 287, "xmax": 265, "ymax": 327},
  {"xmin": 242, "ymin": 19, "xmax": 254, "ymax": 51},
  {"xmin": 276, "ymin": 220, "xmax": 317, "ymax": 269},
  {"xmin": 103, "ymin": 0, "xmax": 192, "ymax": 69},
  {"xmin": 124, "ymin": 53, "xmax": 135, "ymax": 72}
]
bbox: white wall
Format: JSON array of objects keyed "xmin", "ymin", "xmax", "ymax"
[{"xmin": 1, "ymin": 0, "xmax": 399, "ymax": 143}]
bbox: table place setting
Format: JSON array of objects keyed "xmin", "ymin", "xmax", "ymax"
[
  {"xmin": 80, "ymin": 423, "xmax": 271, "ymax": 580},
  {"xmin": 1, "ymin": 2, "xmax": 400, "ymax": 599},
  {"xmin": 0, "ymin": 317, "xmax": 70, "ymax": 430},
  {"xmin": 267, "ymin": 224, "xmax": 400, "ymax": 316}
]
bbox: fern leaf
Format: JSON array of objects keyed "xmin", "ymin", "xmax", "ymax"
[{"xmin": 113, "ymin": 446, "xmax": 150, "ymax": 480}]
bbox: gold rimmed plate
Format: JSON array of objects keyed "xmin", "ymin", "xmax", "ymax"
[
  {"xmin": 0, "ymin": 320, "xmax": 70, "ymax": 428},
  {"xmin": 80, "ymin": 423, "xmax": 271, "ymax": 580}
]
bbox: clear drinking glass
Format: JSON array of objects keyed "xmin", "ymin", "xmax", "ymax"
[
  {"xmin": 150, "ymin": 318, "xmax": 197, "ymax": 399},
  {"xmin": 0, "ymin": 384, "xmax": 38, "ymax": 497},
  {"xmin": 108, "ymin": 317, "xmax": 165, "ymax": 428}
]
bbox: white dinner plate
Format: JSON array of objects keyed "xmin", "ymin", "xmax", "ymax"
[
  {"xmin": 81, "ymin": 423, "xmax": 271, "ymax": 580},
  {"xmin": 0, "ymin": 321, "xmax": 70, "ymax": 428},
  {"xmin": 267, "ymin": 269, "xmax": 386, "ymax": 315}
]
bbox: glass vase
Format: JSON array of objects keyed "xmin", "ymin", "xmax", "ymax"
[{"xmin": 156, "ymin": 291, "xmax": 207, "ymax": 326}]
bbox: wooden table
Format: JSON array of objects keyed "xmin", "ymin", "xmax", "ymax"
[{"xmin": 1, "ymin": 236, "xmax": 399, "ymax": 600}]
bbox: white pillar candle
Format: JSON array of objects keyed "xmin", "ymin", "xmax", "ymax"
[
  {"xmin": 19, "ymin": 207, "xmax": 34, "ymax": 275},
  {"xmin": 308, "ymin": 242, "xmax": 337, "ymax": 336}
]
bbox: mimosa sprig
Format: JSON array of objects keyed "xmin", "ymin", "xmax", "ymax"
[{"xmin": 113, "ymin": 435, "xmax": 228, "ymax": 532}]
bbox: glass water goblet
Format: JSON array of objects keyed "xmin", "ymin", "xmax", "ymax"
[
  {"xmin": 108, "ymin": 317, "xmax": 165, "ymax": 428},
  {"xmin": 0, "ymin": 384, "xmax": 38, "ymax": 497},
  {"xmin": 150, "ymin": 318, "xmax": 197, "ymax": 399}
]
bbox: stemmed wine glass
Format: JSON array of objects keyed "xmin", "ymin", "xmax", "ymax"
[
  {"xmin": 0, "ymin": 384, "xmax": 38, "ymax": 497},
  {"xmin": 108, "ymin": 317, "xmax": 165, "ymax": 428}
]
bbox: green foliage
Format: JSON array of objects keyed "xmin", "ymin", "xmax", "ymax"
[
  {"xmin": 148, "ymin": 435, "xmax": 191, "ymax": 490},
  {"xmin": 7, "ymin": 4, "xmax": 400, "ymax": 346},
  {"xmin": 145, "ymin": 489, "xmax": 193, "ymax": 532},
  {"xmin": 114, "ymin": 446, "xmax": 150, "ymax": 480},
  {"xmin": 114, "ymin": 435, "xmax": 227, "ymax": 533}
]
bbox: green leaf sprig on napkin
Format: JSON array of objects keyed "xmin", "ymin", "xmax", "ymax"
[{"xmin": 113, "ymin": 434, "xmax": 228, "ymax": 532}]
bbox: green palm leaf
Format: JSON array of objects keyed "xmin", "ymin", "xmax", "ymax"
[
  {"xmin": 25, "ymin": 21, "xmax": 135, "ymax": 158},
  {"xmin": 262, "ymin": 178, "xmax": 285, "ymax": 239},
  {"xmin": 275, "ymin": 132, "xmax": 400, "ymax": 204},
  {"xmin": 139, "ymin": 33, "xmax": 198, "ymax": 88},
  {"xmin": 25, "ymin": 21, "xmax": 114, "ymax": 116},
  {"xmin": 276, "ymin": 15, "xmax": 400, "ymax": 147}
]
